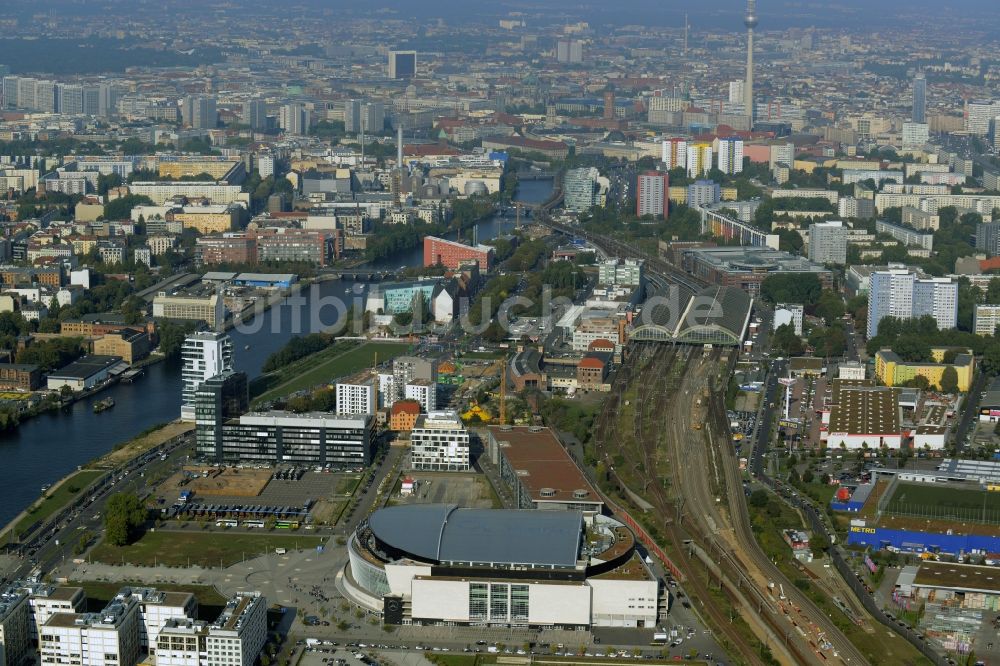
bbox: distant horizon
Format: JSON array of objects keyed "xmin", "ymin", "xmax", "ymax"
[{"xmin": 3, "ymin": 0, "xmax": 1000, "ymax": 31}]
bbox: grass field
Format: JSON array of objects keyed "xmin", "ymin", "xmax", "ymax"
[
  {"xmin": 67, "ymin": 580, "xmax": 228, "ymax": 612},
  {"xmin": 89, "ymin": 530, "xmax": 324, "ymax": 568},
  {"xmin": 254, "ymin": 341, "xmax": 409, "ymax": 404},
  {"xmin": 885, "ymin": 482, "xmax": 1000, "ymax": 524},
  {"xmin": 13, "ymin": 469, "xmax": 106, "ymax": 538}
]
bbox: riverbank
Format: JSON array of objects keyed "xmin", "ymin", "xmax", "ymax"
[{"xmin": 0, "ymin": 420, "xmax": 194, "ymax": 547}]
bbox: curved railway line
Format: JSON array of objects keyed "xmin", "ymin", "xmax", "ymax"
[{"xmin": 592, "ymin": 344, "xmax": 870, "ymax": 666}]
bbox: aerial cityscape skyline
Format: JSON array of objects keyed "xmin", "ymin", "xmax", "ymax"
[{"xmin": 1, "ymin": 2, "xmax": 1000, "ymax": 666}]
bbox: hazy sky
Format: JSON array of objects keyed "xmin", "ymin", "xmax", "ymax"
[{"xmin": 6, "ymin": 0, "xmax": 1000, "ymax": 32}]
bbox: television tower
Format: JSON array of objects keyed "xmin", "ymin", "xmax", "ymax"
[{"xmin": 744, "ymin": 0, "xmax": 758, "ymax": 123}]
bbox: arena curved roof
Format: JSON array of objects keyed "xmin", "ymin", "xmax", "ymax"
[{"xmin": 367, "ymin": 504, "xmax": 583, "ymax": 567}]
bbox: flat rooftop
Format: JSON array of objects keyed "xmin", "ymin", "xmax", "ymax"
[
  {"xmin": 48, "ymin": 355, "xmax": 122, "ymax": 380},
  {"xmin": 486, "ymin": 425, "xmax": 602, "ymax": 507},
  {"xmin": 828, "ymin": 379, "xmax": 900, "ymax": 436},
  {"xmin": 913, "ymin": 562, "xmax": 1000, "ymax": 593}
]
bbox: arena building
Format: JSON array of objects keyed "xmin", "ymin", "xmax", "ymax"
[{"xmin": 341, "ymin": 504, "xmax": 662, "ymax": 628}]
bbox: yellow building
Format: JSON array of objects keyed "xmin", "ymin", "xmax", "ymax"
[
  {"xmin": 92, "ymin": 328, "xmax": 151, "ymax": 364},
  {"xmin": 667, "ymin": 186, "xmax": 687, "ymax": 204},
  {"xmin": 874, "ymin": 348, "xmax": 974, "ymax": 392},
  {"xmin": 158, "ymin": 159, "xmax": 241, "ymax": 180},
  {"xmin": 171, "ymin": 206, "xmax": 240, "ymax": 234},
  {"xmin": 721, "ymin": 186, "xmax": 738, "ymax": 201}
]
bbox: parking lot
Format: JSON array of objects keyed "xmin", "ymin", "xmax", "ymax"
[{"xmin": 152, "ymin": 468, "xmax": 360, "ymax": 525}]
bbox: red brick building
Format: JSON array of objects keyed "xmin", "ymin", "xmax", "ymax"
[
  {"xmin": 577, "ymin": 356, "xmax": 608, "ymax": 390},
  {"xmin": 195, "ymin": 234, "xmax": 257, "ymax": 265},
  {"xmin": 423, "ymin": 236, "xmax": 494, "ymax": 271}
]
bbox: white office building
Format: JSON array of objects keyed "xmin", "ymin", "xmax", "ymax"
[
  {"xmin": 336, "ymin": 379, "xmax": 377, "ymax": 416},
  {"xmin": 23, "ymin": 584, "xmax": 86, "ymax": 641},
  {"xmin": 807, "ymin": 221, "xmax": 848, "ymax": 265},
  {"xmin": 133, "ymin": 588, "xmax": 197, "ymax": 653},
  {"xmin": 181, "ymin": 332, "xmax": 234, "ymax": 420},
  {"xmin": 40, "ymin": 591, "xmax": 141, "ymax": 666},
  {"xmin": 409, "ymin": 410, "xmax": 470, "ymax": 471},
  {"xmin": 203, "ymin": 594, "xmax": 266, "ymax": 666},
  {"xmin": 157, "ymin": 593, "xmax": 266, "ymax": 666}
]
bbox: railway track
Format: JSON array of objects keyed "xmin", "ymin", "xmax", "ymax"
[
  {"xmin": 594, "ymin": 345, "xmax": 775, "ymax": 666},
  {"xmin": 598, "ymin": 345, "xmax": 869, "ymax": 665},
  {"xmin": 702, "ymin": 354, "xmax": 871, "ymax": 665}
]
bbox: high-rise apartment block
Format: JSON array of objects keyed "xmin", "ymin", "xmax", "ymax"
[
  {"xmin": 336, "ymin": 379, "xmax": 377, "ymax": 416},
  {"xmin": 182, "ymin": 96, "xmax": 217, "ymax": 129},
  {"xmin": 717, "ymin": 138, "xmax": 744, "ymax": 175},
  {"xmin": 867, "ymin": 268, "xmax": 958, "ymax": 338},
  {"xmin": 687, "ymin": 180, "xmax": 721, "ymax": 208},
  {"xmin": 242, "ymin": 100, "xmax": 268, "ymax": 131},
  {"xmin": 807, "ymin": 221, "xmax": 848, "ymax": 265},
  {"xmin": 686, "ymin": 143, "xmax": 713, "ymax": 178},
  {"xmin": 636, "ymin": 171, "xmax": 669, "ymax": 218},
  {"xmin": 279, "ymin": 103, "xmax": 309, "ymax": 136},
  {"xmin": 975, "ymin": 221, "xmax": 1000, "ymax": 256},
  {"xmin": 344, "ymin": 100, "xmax": 383, "ymax": 134},
  {"xmin": 556, "ymin": 40, "xmax": 584, "ymax": 64},
  {"xmin": 661, "ymin": 138, "xmax": 687, "ymax": 170}
]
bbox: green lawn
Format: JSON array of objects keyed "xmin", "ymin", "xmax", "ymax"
[
  {"xmin": 886, "ymin": 482, "xmax": 1000, "ymax": 523},
  {"xmin": 67, "ymin": 580, "xmax": 228, "ymax": 612},
  {"xmin": 254, "ymin": 342, "xmax": 409, "ymax": 404},
  {"xmin": 13, "ymin": 470, "xmax": 106, "ymax": 538},
  {"xmin": 89, "ymin": 530, "xmax": 324, "ymax": 568}
]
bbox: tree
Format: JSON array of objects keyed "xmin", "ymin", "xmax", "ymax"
[
  {"xmin": 748, "ymin": 489, "xmax": 769, "ymax": 508},
  {"xmin": 760, "ymin": 273, "xmax": 822, "ymax": 306},
  {"xmin": 814, "ymin": 290, "xmax": 845, "ymax": 325},
  {"xmin": 104, "ymin": 194, "xmax": 153, "ymax": 221},
  {"xmin": 103, "ymin": 492, "xmax": 147, "ymax": 546},
  {"xmin": 984, "ymin": 339, "xmax": 1000, "ymax": 374},
  {"xmin": 939, "ymin": 366, "xmax": 959, "ymax": 394},
  {"xmin": 772, "ymin": 323, "xmax": 804, "ymax": 356},
  {"xmin": 809, "ymin": 533, "xmax": 831, "ymax": 558}
]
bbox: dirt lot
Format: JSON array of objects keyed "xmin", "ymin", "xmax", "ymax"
[
  {"xmin": 390, "ymin": 472, "xmax": 499, "ymax": 508},
  {"xmin": 90, "ymin": 421, "xmax": 194, "ymax": 469},
  {"xmin": 175, "ymin": 467, "xmax": 272, "ymax": 497}
]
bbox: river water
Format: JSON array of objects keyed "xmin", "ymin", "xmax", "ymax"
[{"xmin": 0, "ymin": 178, "xmax": 553, "ymax": 527}]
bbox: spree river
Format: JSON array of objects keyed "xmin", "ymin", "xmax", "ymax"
[{"xmin": 0, "ymin": 178, "xmax": 553, "ymax": 527}]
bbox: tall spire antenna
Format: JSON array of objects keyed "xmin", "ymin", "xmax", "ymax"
[
  {"xmin": 684, "ymin": 14, "xmax": 689, "ymax": 54},
  {"xmin": 744, "ymin": 0, "xmax": 758, "ymax": 124}
]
